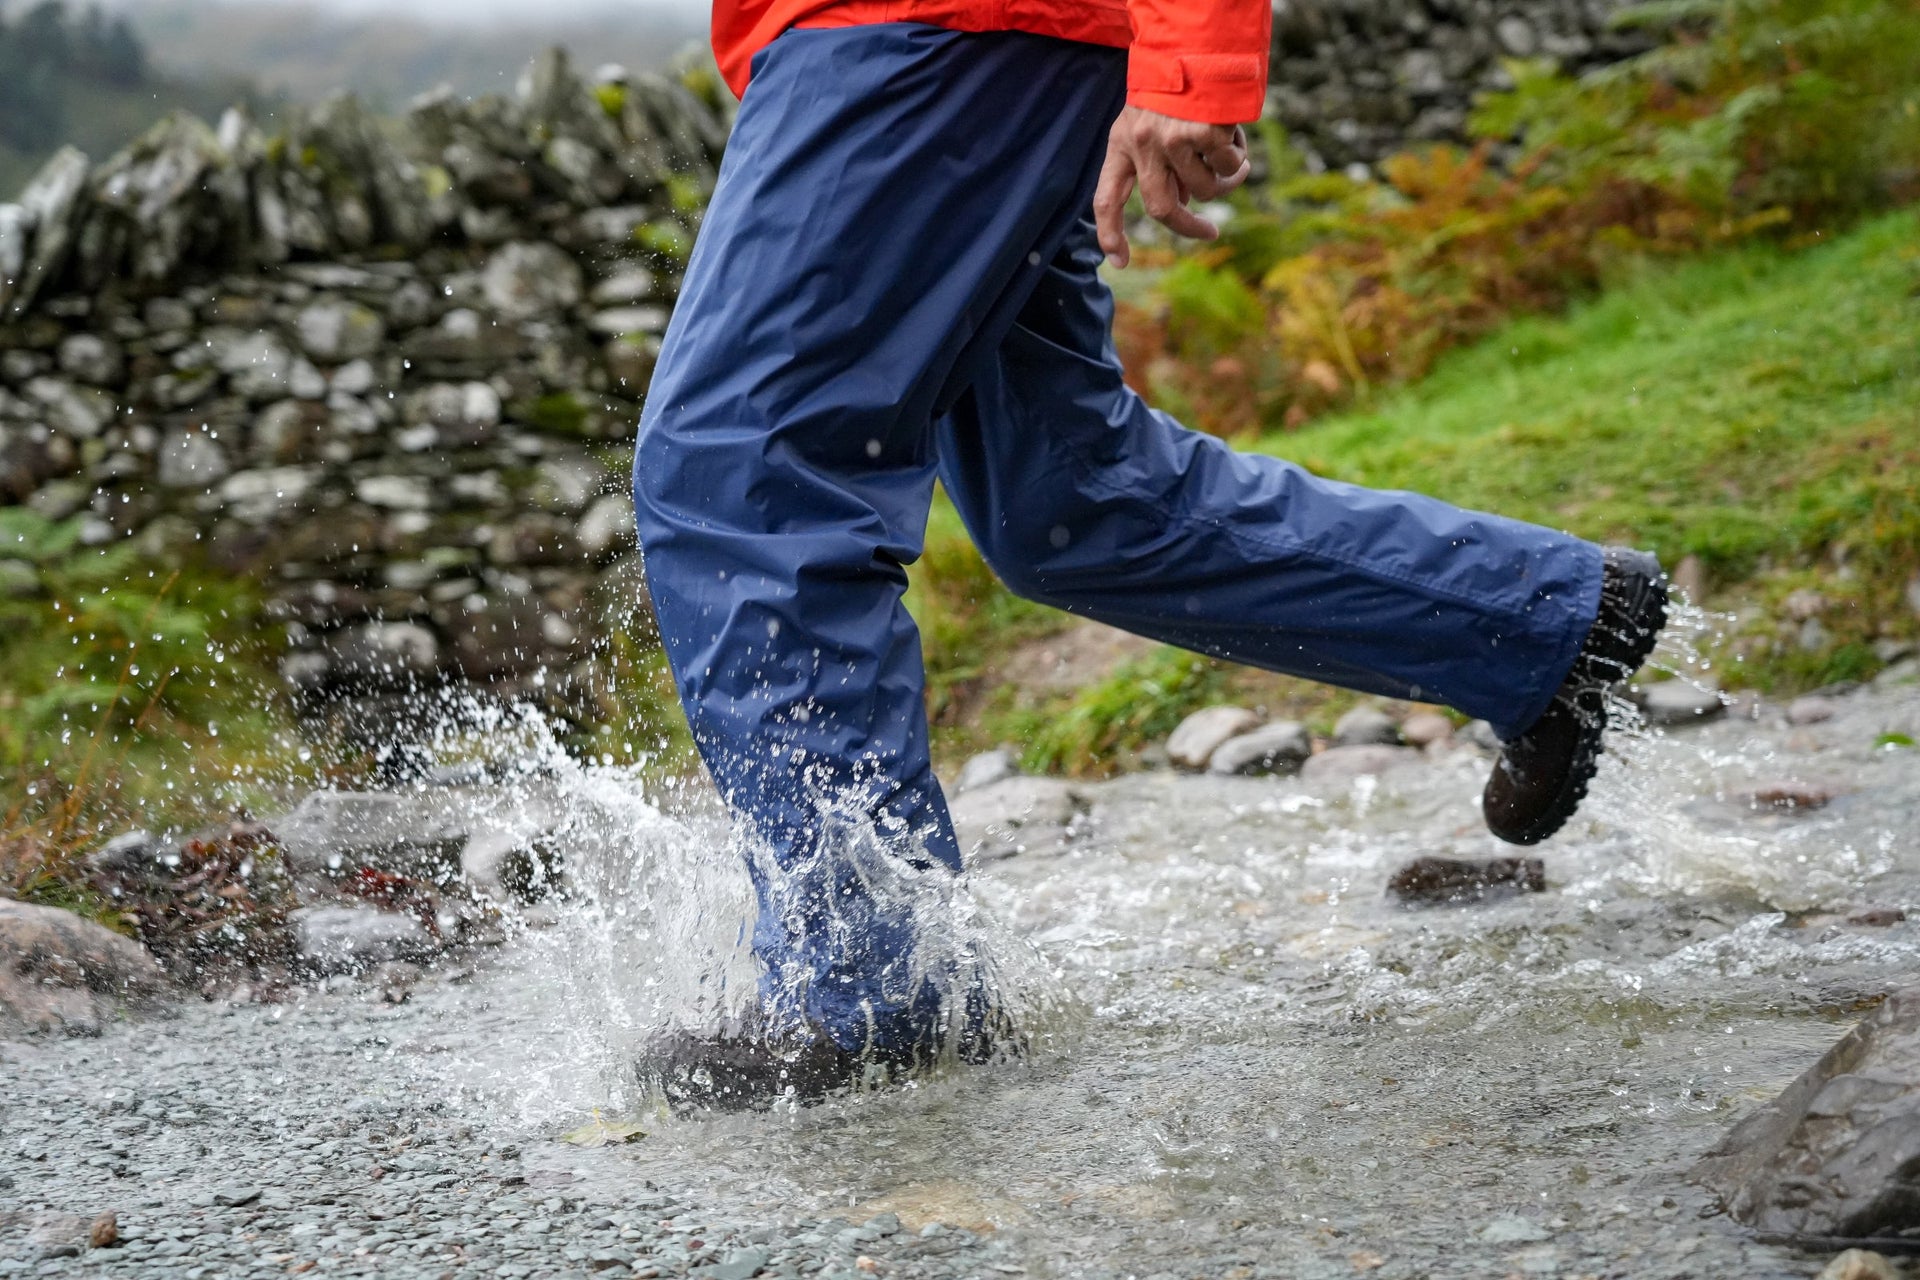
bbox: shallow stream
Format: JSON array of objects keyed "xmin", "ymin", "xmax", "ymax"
[{"xmin": 6, "ymin": 671, "xmax": 1919, "ymax": 1279}]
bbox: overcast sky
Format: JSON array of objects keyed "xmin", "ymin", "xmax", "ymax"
[{"xmin": 115, "ymin": 0, "xmax": 706, "ymax": 25}]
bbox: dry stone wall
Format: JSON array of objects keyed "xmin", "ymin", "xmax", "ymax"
[
  {"xmin": 0, "ymin": 50, "xmax": 725, "ymax": 727},
  {"xmin": 1266, "ymin": 0, "xmax": 1650, "ymax": 170}
]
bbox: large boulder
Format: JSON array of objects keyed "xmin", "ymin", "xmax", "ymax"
[
  {"xmin": 0, "ymin": 898, "xmax": 170, "ymax": 1036},
  {"xmin": 1696, "ymin": 987, "xmax": 1920, "ymax": 1243}
]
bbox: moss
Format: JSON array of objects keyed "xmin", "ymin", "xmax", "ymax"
[
  {"xmin": 513, "ymin": 391, "xmax": 592, "ymax": 437},
  {"xmin": 592, "ymin": 82, "xmax": 629, "ymax": 119}
]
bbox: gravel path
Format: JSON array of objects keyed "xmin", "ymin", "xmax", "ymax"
[{"xmin": 1, "ymin": 994, "xmax": 1020, "ymax": 1278}]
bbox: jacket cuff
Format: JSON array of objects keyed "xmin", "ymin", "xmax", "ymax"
[{"xmin": 1125, "ymin": 48, "xmax": 1267, "ymax": 125}]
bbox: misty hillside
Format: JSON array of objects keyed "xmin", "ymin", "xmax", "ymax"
[
  {"xmin": 0, "ymin": 0, "xmax": 260, "ymax": 196},
  {"xmin": 122, "ymin": 0, "xmax": 707, "ymax": 107},
  {"xmin": 1, "ymin": 0, "xmax": 710, "ymax": 199}
]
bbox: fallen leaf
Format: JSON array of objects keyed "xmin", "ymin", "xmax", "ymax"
[{"xmin": 561, "ymin": 1115, "xmax": 646, "ymax": 1147}]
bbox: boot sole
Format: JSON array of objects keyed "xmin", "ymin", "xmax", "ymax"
[{"xmin": 1493, "ymin": 552, "xmax": 1669, "ymax": 846}]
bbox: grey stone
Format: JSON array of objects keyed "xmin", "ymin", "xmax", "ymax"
[
  {"xmin": 218, "ymin": 466, "xmax": 314, "ymax": 521},
  {"xmin": 331, "ymin": 358, "xmax": 377, "ymax": 396},
  {"xmin": 209, "ymin": 330, "xmax": 294, "ymax": 399},
  {"xmin": 955, "ymin": 748, "xmax": 1020, "ymax": 795},
  {"xmin": 1697, "ymin": 987, "xmax": 1920, "ymax": 1242},
  {"xmin": 586, "ymin": 306, "xmax": 669, "ymax": 337},
  {"xmin": 355, "ymin": 474, "xmax": 432, "ymax": 511},
  {"xmin": 951, "ymin": 776, "xmax": 1085, "ymax": 862},
  {"xmin": 290, "ymin": 905, "xmax": 433, "ymax": 975},
  {"xmin": 1166, "ymin": 706, "xmax": 1263, "ymax": 771},
  {"xmin": 1639, "ymin": 680, "xmax": 1726, "ymax": 727},
  {"xmin": 288, "ymin": 357, "xmax": 329, "ymax": 400},
  {"xmin": 1478, "ymin": 1215, "xmax": 1551, "ymax": 1244},
  {"xmin": 26, "ymin": 377, "xmax": 112, "ymax": 438},
  {"xmin": 1300, "ymin": 744, "xmax": 1422, "ymax": 783},
  {"xmin": 295, "ymin": 299, "xmax": 386, "ymax": 363},
  {"xmin": 534, "ymin": 455, "xmax": 605, "ymax": 511},
  {"xmin": 7, "ymin": 147, "xmax": 88, "ymax": 311},
  {"xmin": 1787, "ymin": 696, "xmax": 1839, "ymax": 726},
  {"xmin": 590, "ymin": 267, "xmax": 657, "ymax": 306},
  {"xmin": 326, "ymin": 621, "xmax": 440, "ymax": 685},
  {"xmin": 701, "ymin": 1247, "xmax": 771, "ymax": 1280},
  {"xmin": 577, "ymin": 493, "xmax": 636, "ymax": 558},
  {"xmin": 270, "ymin": 790, "xmax": 470, "ymax": 876},
  {"xmin": 156, "ymin": 430, "xmax": 230, "ymax": 489},
  {"xmin": 482, "ymin": 242, "xmax": 583, "ymax": 320},
  {"xmin": 1495, "ymin": 15, "xmax": 1539, "ymax": 56},
  {"xmin": 1398, "ymin": 711, "xmax": 1454, "ymax": 748},
  {"xmin": 86, "ymin": 830, "xmax": 165, "ymax": 876},
  {"xmin": 1207, "ymin": 722, "xmax": 1311, "ymax": 776},
  {"xmin": 1332, "ymin": 705, "xmax": 1402, "ymax": 748},
  {"xmin": 56, "ymin": 334, "xmax": 123, "ymax": 385},
  {"xmin": 0, "ymin": 898, "xmax": 170, "ymax": 1036}
]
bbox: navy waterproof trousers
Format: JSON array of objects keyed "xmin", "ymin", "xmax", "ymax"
[{"xmin": 632, "ymin": 23, "xmax": 1604, "ymax": 1053}]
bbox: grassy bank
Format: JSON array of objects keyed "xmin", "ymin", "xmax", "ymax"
[{"xmin": 910, "ymin": 208, "xmax": 1920, "ymax": 773}]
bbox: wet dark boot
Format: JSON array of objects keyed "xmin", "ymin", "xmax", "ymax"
[
  {"xmin": 640, "ymin": 1021, "xmax": 910, "ymax": 1113},
  {"xmin": 1482, "ymin": 547, "xmax": 1668, "ymax": 846}
]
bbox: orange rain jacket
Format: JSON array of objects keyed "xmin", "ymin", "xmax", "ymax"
[{"xmin": 712, "ymin": 0, "xmax": 1272, "ymax": 125}]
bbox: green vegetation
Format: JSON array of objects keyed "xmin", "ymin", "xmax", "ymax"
[
  {"xmin": 911, "ymin": 209, "xmax": 1920, "ymax": 772},
  {"xmin": 1122, "ymin": 0, "xmax": 1920, "ymax": 435},
  {"xmin": 0, "ymin": 511, "xmax": 308, "ymax": 907}
]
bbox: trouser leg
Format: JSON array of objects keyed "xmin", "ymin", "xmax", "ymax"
[
  {"xmin": 936, "ymin": 220, "xmax": 1604, "ymax": 741},
  {"xmin": 631, "ymin": 24, "xmax": 1126, "ymax": 1050}
]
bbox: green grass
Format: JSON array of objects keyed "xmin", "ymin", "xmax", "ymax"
[{"xmin": 909, "ymin": 210, "xmax": 1920, "ymax": 771}]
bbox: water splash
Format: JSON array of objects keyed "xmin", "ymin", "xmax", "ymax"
[{"xmin": 393, "ymin": 699, "xmax": 1076, "ymax": 1125}]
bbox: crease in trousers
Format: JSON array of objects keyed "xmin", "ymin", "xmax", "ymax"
[{"xmin": 631, "ymin": 21, "xmax": 1605, "ymax": 1052}]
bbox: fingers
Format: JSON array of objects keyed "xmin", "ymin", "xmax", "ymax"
[
  {"xmin": 1137, "ymin": 152, "xmax": 1219, "ymax": 242},
  {"xmin": 1093, "ymin": 144, "xmax": 1137, "ymax": 268},
  {"xmin": 1200, "ymin": 125, "xmax": 1252, "ymax": 193}
]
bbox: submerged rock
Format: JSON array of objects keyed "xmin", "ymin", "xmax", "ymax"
[
  {"xmin": 951, "ymin": 776, "xmax": 1085, "ymax": 862},
  {"xmin": 0, "ymin": 899, "xmax": 170, "ymax": 1036},
  {"xmin": 290, "ymin": 904, "xmax": 434, "ymax": 975},
  {"xmin": 1696, "ymin": 987, "xmax": 1920, "ymax": 1243},
  {"xmin": 1386, "ymin": 856, "xmax": 1545, "ymax": 904},
  {"xmin": 1748, "ymin": 781, "xmax": 1838, "ymax": 812}
]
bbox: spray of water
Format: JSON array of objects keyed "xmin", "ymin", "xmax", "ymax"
[{"xmin": 393, "ymin": 695, "xmax": 1078, "ymax": 1126}]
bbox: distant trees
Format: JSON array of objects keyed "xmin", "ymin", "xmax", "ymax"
[{"xmin": 0, "ymin": 1, "xmax": 150, "ymax": 154}]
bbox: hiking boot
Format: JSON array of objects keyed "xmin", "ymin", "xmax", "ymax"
[
  {"xmin": 639, "ymin": 1021, "xmax": 904, "ymax": 1113},
  {"xmin": 641, "ymin": 1000, "xmax": 1024, "ymax": 1113},
  {"xmin": 1482, "ymin": 547, "xmax": 1668, "ymax": 846}
]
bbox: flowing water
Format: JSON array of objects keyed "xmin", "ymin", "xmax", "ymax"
[{"xmin": 359, "ymin": 655, "xmax": 1920, "ymax": 1277}]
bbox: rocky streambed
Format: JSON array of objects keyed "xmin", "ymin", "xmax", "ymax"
[{"xmin": 5, "ymin": 667, "xmax": 1920, "ymax": 1279}]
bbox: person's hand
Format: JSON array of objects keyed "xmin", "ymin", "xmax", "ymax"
[{"xmin": 1094, "ymin": 106, "xmax": 1251, "ymax": 268}]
